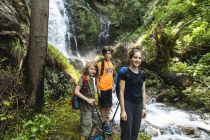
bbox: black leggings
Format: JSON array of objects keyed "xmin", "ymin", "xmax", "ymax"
[{"xmin": 120, "ymin": 100, "xmax": 142, "ymax": 140}]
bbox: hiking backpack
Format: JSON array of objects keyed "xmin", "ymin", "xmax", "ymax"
[
  {"xmin": 115, "ymin": 67, "xmax": 146, "ymax": 101},
  {"xmin": 71, "ymin": 75, "xmax": 89, "ymax": 109},
  {"xmin": 99, "ymin": 60, "xmax": 105, "ymax": 76},
  {"xmin": 99, "ymin": 59, "xmax": 116, "ymax": 78}
]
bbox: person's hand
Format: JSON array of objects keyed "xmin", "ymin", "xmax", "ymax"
[
  {"xmin": 87, "ymin": 98, "xmax": 95, "ymax": 105},
  {"xmin": 112, "ymin": 84, "xmax": 116, "ymax": 92},
  {"xmin": 120, "ymin": 111, "xmax": 127, "ymax": 121},
  {"xmin": 112, "ymin": 88, "xmax": 115, "ymax": 92},
  {"xmin": 142, "ymin": 109, "xmax": 147, "ymax": 119}
]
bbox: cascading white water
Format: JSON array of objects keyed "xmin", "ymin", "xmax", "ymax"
[
  {"xmin": 97, "ymin": 16, "xmax": 110, "ymax": 50},
  {"xmin": 48, "ymin": 0, "xmax": 78, "ymax": 58},
  {"xmin": 144, "ymin": 103, "xmax": 210, "ymax": 140},
  {"xmin": 110, "ymin": 94, "xmax": 210, "ymax": 140},
  {"xmin": 86, "ymin": 3, "xmax": 110, "ymax": 51}
]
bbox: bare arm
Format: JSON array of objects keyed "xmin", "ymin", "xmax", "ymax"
[
  {"xmin": 96, "ymin": 63, "xmax": 101, "ymax": 96},
  {"xmin": 119, "ymin": 79, "xmax": 127, "ymax": 121},
  {"xmin": 74, "ymin": 85, "xmax": 95, "ymax": 105},
  {"xmin": 141, "ymin": 81, "xmax": 147, "ymax": 118},
  {"xmin": 96, "ymin": 75, "xmax": 101, "ymax": 96},
  {"xmin": 142, "ymin": 82, "xmax": 146, "ymax": 109}
]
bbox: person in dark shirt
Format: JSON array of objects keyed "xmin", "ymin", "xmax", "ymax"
[{"xmin": 119, "ymin": 48, "xmax": 147, "ymax": 140}]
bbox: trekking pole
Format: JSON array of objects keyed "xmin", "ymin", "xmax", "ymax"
[
  {"xmin": 94, "ymin": 103, "xmax": 106, "ymax": 140},
  {"xmin": 111, "ymin": 101, "xmax": 120, "ymax": 122}
]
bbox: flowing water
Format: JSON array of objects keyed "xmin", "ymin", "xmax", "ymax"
[
  {"xmin": 48, "ymin": 2, "xmax": 210, "ymax": 139},
  {"xmin": 85, "ymin": 3, "xmax": 111, "ymax": 51},
  {"xmin": 48, "ymin": 0, "xmax": 110, "ymax": 61},
  {"xmin": 96, "ymin": 16, "xmax": 110, "ymax": 50},
  {"xmin": 110, "ymin": 94, "xmax": 210, "ymax": 140},
  {"xmin": 48, "ymin": 0, "xmax": 78, "ymax": 58}
]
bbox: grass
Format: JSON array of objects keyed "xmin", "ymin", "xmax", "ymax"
[
  {"xmin": 47, "ymin": 44, "xmax": 80, "ymax": 83},
  {"xmin": 44, "ymin": 97, "xmax": 151, "ymax": 140}
]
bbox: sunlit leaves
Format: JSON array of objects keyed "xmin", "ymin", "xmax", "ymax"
[
  {"xmin": 162, "ymin": 57, "xmax": 189, "ymax": 73},
  {"xmin": 10, "ymin": 39, "xmax": 26, "ymax": 65},
  {"xmin": 47, "ymin": 44, "xmax": 80, "ymax": 82}
]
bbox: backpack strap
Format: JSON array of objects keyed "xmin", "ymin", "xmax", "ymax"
[
  {"xmin": 82, "ymin": 75, "xmax": 88, "ymax": 85},
  {"xmin": 100, "ymin": 60, "xmax": 105, "ymax": 76},
  {"xmin": 80, "ymin": 75, "xmax": 89, "ymax": 95}
]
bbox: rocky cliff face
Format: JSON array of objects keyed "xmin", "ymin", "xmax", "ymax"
[
  {"xmin": 0, "ymin": 0, "xmax": 29, "ymax": 58},
  {"xmin": 0, "ymin": 0, "xmax": 30, "ymax": 32},
  {"xmin": 0, "ymin": 0, "xmax": 120, "ymax": 56},
  {"xmin": 0, "ymin": 1, "xmax": 20, "ymax": 32}
]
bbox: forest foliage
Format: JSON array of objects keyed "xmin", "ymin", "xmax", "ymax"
[
  {"xmin": 0, "ymin": 0, "xmax": 209, "ymax": 139},
  {"xmin": 92, "ymin": 0, "xmax": 209, "ymax": 111}
]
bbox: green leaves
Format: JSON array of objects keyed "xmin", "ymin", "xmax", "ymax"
[
  {"xmin": 3, "ymin": 101, "xmax": 11, "ymax": 106},
  {"xmin": 10, "ymin": 39, "xmax": 26, "ymax": 65},
  {"xmin": 47, "ymin": 44, "xmax": 80, "ymax": 82},
  {"xmin": 13, "ymin": 114, "xmax": 51, "ymax": 139},
  {"xmin": 162, "ymin": 57, "xmax": 189, "ymax": 73}
]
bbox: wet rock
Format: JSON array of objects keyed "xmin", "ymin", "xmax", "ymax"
[
  {"xmin": 189, "ymin": 114, "xmax": 201, "ymax": 121},
  {"xmin": 197, "ymin": 126, "xmax": 210, "ymax": 134},
  {"xmin": 178, "ymin": 125, "xmax": 196, "ymax": 135},
  {"xmin": 159, "ymin": 72, "xmax": 193, "ymax": 88},
  {"xmin": 69, "ymin": 57, "xmax": 84, "ymax": 70},
  {"xmin": 147, "ymin": 97, "xmax": 156, "ymax": 104},
  {"xmin": 112, "ymin": 43, "xmax": 128, "ymax": 69},
  {"xmin": 0, "ymin": 1, "xmax": 20, "ymax": 31},
  {"xmin": 144, "ymin": 126, "xmax": 160, "ymax": 137},
  {"xmin": 202, "ymin": 113, "xmax": 210, "ymax": 120},
  {"xmin": 160, "ymin": 126, "xmax": 182, "ymax": 135},
  {"xmin": 200, "ymin": 131, "xmax": 210, "ymax": 140},
  {"xmin": 141, "ymin": 122, "xmax": 160, "ymax": 137}
]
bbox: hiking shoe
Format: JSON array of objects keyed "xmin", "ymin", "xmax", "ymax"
[
  {"xmin": 89, "ymin": 135, "xmax": 103, "ymax": 140},
  {"xmin": 88, "ymin": 136, "xmax": 95, "ymax": 140},
  {"xmin": 94, "ymin": 135, "xmax": 103, "ymax": 140},
  {"xmin": 102, "ymin": 122, "xmax": 112, "ymax": 135}
]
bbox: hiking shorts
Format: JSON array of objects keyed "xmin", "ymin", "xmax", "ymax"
[
  {"xmin": 80, "ymin": 108, "xmax": 101, "ymax": 137},
  {"xmin": 99, "ymin": 89, "xmax": 112, "ymax": 108}
]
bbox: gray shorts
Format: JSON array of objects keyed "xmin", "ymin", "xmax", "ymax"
[{"xmin": 80, "ymin": 108, "xmax": 101, "ymax": 137}]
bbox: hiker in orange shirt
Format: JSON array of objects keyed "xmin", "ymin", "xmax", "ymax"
[{"xmin": 97, "ymin": 46, "xmax": 115, "ymax": 135}]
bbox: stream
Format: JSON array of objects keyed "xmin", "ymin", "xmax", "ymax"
[
  {"xmin": 48, "ymin": 1, "xmax": 210, "ymax": 139},
  {"xmin": 109, "ymin": 93, "xmax": 210, "ymax": 140}
]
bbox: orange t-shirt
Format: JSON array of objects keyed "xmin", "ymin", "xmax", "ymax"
[{"xmin": 98, "ymin": 60, "xmax": 114, "ymax": 91}]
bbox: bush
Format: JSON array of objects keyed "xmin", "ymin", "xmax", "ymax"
[{"xmin": 12, "ymin": 114, "xmax": 51, "ymax": 140}]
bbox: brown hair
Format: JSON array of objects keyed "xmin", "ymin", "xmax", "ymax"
[
  {"xmin": 82, "ymin": 61, "xmax": 98, "ymax": 76},
  {"xmin": 128, "ymin": 47, "xmax": 142, "ymax": 60},
  {"xmin": 102, "ymin": 46, "xmax": 113, "ymax": 55}
]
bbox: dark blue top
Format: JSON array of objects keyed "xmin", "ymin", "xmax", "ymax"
[{"xmin": 120, "ymin": 68, "xmax": 146, "ymax": 104}]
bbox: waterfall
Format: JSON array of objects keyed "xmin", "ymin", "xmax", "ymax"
[
  {"xmin": 48, "ymin": 0, "xmax": 111, "ymax": 59},
  {"xmin": 97, "ymin": 16, "xmax": 110, "ymax": 51},
  {"xmin": 86, "ymin": 3, "xmax": 111, "ymax": 51},
  {"xmin": 110, "ymin": 94, "xmax": 210, "ymax": 140},
  {"xmin": 48, "ymin": 0, "xmax": 78, "ymax": 58}
]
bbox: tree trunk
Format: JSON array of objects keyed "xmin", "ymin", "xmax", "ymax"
[{"xmin": 26, "ymin": 0, "xmax": 49, "ymax": 110}]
